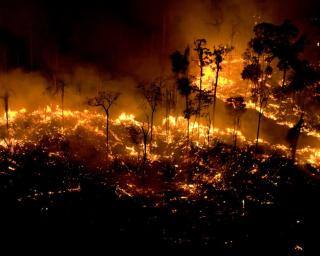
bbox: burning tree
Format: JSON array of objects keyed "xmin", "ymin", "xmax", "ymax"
[
  {"xmin": 226, "ymin": 96, "xmax": 246, "ymax": 148},
  {"xmin": 210, "ymin": 45, "xmax": 233, "ymax": 126},
  {"xmin": 88, "ymin": 90, "xmax": 120, "ymax": 155},
  {"xmin": 137, "ymin": 81, "xmax": 161, "ymax": 153}
]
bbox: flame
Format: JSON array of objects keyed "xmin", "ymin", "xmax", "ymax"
[
  {"xmin": 200, "ymin": 66, "xmax": 234, "ymax": 92},
  {"xmin": 0, "ymin": 103, "xmax": 319, "ymax": 169}
]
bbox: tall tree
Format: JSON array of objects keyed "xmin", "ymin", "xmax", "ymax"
[
  {"xmin": 226, "ymin": 96, "xmax": 246, "ymax": 147},
  {"xmin": 194, "ymin": 39, "xmax": 210, "ymax": 124},
  {"xmin": 286, "ymin": 113, "xmax": 304, "ymax": 162},
  {"xmin": 284, "ymin": 60, "xmax": 319, "ymax": 161},
  {"xmin": 88, "ymin": 90, "xmax": 120, "ymax": 156},
  {"xmin": 242, "ymin": 48, "xmax": 273, "ymax": 152},
  {"xmin": 140, "ymin": 119, "xmax": 150, "ymax": 171},
  {"xmin": 251, "ymin": 20, "xmax": 306, "ymax": 88},
  {"xmin": 170, "ymin": 47, "xmax": 192, "ymax": 143},
  {"xmin": 137, "ymin": 81, "xmax": 161, "ymax": 153},
  {"xmin": 210, "ymin": 45, "xmax": 233, "ymax": 126},
  {"xmin": 1, "ymin": 90, "xmax": 10, "ymax": 134},
  {"xmin": 47, "ymin": 76, "xmax": 66, "ymax": 118},
  {"xmin": 177, "ymin": 77, "xmax": 192, "ymax": 142}
]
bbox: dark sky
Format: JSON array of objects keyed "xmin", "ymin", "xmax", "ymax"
[{"xmin": 0, "ymin": 0, "xmax": 319, "ymax": 78}]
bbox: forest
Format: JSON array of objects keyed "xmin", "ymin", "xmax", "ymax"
[{"xmin": 0, "ymin": 0, "xmax": 320, "ymax": 254}]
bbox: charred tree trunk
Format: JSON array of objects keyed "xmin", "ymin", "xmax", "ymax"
[
  {"xmin": 106, "ymin": 109, "xmax": 109, "ymax": 156},
  {"xmin": 199, "ymin": 65, "xmax": 203, "ymax": 118},
  {"xmin": 186, "ymin": 94, "xmax": 190, "ymax": 144},
  {"xmin": 255, "ymin": 106, "xmax": 263, "ymax": 152},
  {"xmin": 150, "ymin": 110, "xmax": 154, "ymax": 153},
  {"xmin": 282, "ymin": 68, "xmax": 287, "ymax": 87},
  {"xmin": 212, "ymin": 64, "xmax": 220, "ymax": 126},
  {"xmin": 165, "ymin": 88, "xmax": 170, "ymax": 140},
  {"xmin": 142, "ymin": 131, "xmax": 148, "ymax": 174},
  {"xmin": 4, "ymin": 92, "xmax": 9, "ymax": 134},
  {"xmin": 61, "ymin": 85, "xmax": 64, "ymax": 118},
  {"xmin": 287, "ymin": 113, "xmax": 304, "ymax": 163}
]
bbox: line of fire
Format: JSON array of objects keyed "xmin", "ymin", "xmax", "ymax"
[{"xmin": 0, "ymin": 0, "xmax": 320, "ymax": 254}]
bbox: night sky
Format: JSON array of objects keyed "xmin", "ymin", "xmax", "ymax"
[{"xmin": 0, "ymin": 0, "xmax": 319, "ymax": 79}]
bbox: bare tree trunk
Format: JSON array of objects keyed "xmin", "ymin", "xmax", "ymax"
[
  {"xmin": 150, "ymin": 110, "xmax": 154, "ymax": 153},
  {"xmin": 106, "ymin": 110, "xmax": 109, "ymax": 156},
  {"xmin": 255, "ymin": 107, "xmax": 263, "ymax": 152},
  {"xmin": 4, "ymin": 92, "xmax": 9, "ymax": 134},
  {"xmin": 212, "ymin": 64, "xmax": 220, "ymax": 126},
  {"xmin": 207, "ymin": 119, "xmax": 211, "ymax": 145},
  {"xmin": 165, "ymin": 88, "xmax": 169, "ymax": 141},
  {"xmin": 187, "ymin": 118, "xmax": 190, "ymax": 144},
  {"xmin": 282, "ymin": 68, "xmax": 287, "ymax": 88},
  {"xmin": 61, "ymin": 85, "xmax": 64, "ymax": 118},
  {"xmin": 186, "ymin": 94, "xmax": 190, "ymax": 144},
  {"xmin": 198, "ymin": 65, "xmax": 203, "ymax": 139},
  {"xmin": 143, "ymin": 132, "xmax": 148, "ymax": 174}
]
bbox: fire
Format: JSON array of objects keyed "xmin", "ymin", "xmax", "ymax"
[
  {"xmin": 200, "ymin": 66, "xmax": 234, "ymax": 93},
  {"xmin": 115, "ymin": 113, "xmax": 137, "ymax": 125},
  {"xmin": 0, "ymin": 102, "xmax": 319, "ymax": 170}
]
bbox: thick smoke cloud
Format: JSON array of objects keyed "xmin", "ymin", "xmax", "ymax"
[
  {"xmin": 0, "ymin": 0, "xmax": 319, "ymax": 116},
  {"xmin": 0, "ymin": 0, "xmax": 319, "ymax": 76}
]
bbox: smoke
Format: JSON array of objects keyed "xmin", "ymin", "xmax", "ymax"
[
  {"xmin": 0, "ymin": 0, "xmax": 319, "ymax": 148},
  {"xmin": 0, "ymin": 0, "xmax": 318, "ymax": 77}
]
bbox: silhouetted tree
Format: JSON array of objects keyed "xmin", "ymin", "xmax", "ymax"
[
  {"xmin": 177, "ymin": 77, "xmax": 192, "ymax": 142},
  {"xmin": 286, "ymin": 113, "xmax": 304, "ymax": 162},
  {"xmin": 170, "ymin": 47, "xmax": 189, "ymax": 76},
  {"xmin": 47, "ymin": 76, "xmax": 66, "ymax": 118},
  {"xmin": 242, "ymin": 47, "xmax": 272, "ymax": 152},
  {"xmin": 286, "ymin": 60, "xmax": 319, "ymax": 110},
  {"xmin": 88, "ymin": 91, "xmax": 120, "ymax": 155},
  {"xmin": 137, "ymin": 81, "xmax": 161, "ymax": 153},
  {"xmin": 210, "ymin": 45, "xmax": 233, "ymax": 126},
  {"xmin": 194, "ymin": 39, "xmax": 210, "ymax": 124},
  {"xmin": 198, "ymin": 89, "xmax": 213, "ymax": 144},
  {"xmin": 127, "ymin": 125, "xmax": 141, "ymax": 145},
  {"xmin": 170, "ymin": 47, "xmax": 192, "ymax": 143},
  {"xmin": 140, "ymin": 119, "xmax": 150, "ymax": 171},
  {"xmin": 1, "ymin": 91, "xmax": 9, "ymax": 133},
  {"xmin": 253, "ymin": 20, "xmax": 306, "ymax": 88},
  {"xmin": 282, "ymin": 60, "xmax": 319, "ymax": 161},
  {"xmin": 226, "ymin": 96, "xmax": 246, "ymax": 147}
]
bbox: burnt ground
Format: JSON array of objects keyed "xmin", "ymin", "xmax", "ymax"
[{"xmin": 0, "ymin": 141, "xmax": 320, "ymax": 255}]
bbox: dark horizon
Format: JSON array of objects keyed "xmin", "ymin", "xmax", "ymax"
[{"xmin": 0, "ymin": 0, "xmax": 319, "ymax": 79}]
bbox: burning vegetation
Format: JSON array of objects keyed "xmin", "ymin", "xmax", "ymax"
[{"xmin": 0, "ymin": 3, "xmax": 320, "ymax": 253}]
